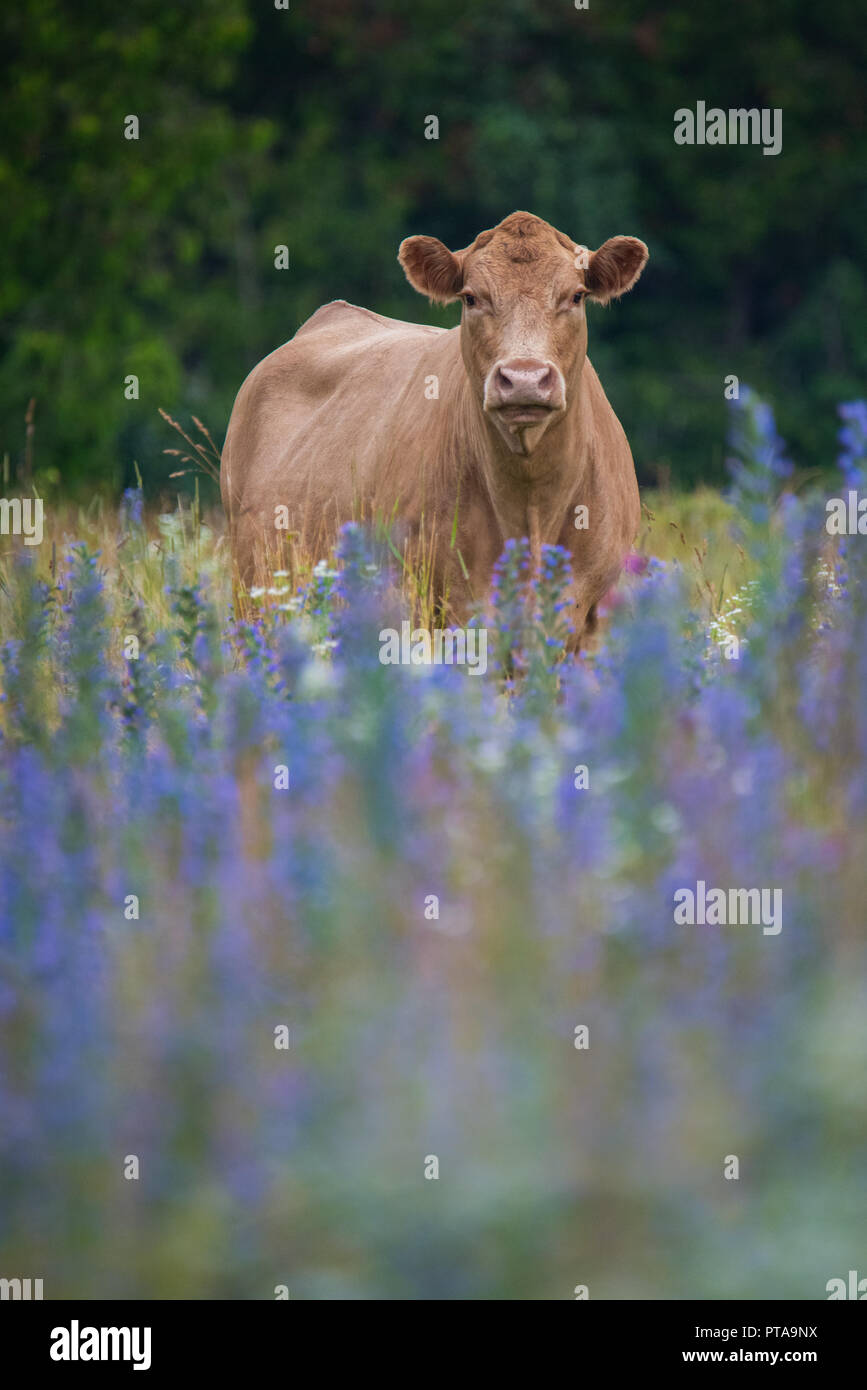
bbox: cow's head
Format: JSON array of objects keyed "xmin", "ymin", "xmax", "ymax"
[{"xmin": 399, "ymin": 212, "xmax": 648, "ymax": 456}]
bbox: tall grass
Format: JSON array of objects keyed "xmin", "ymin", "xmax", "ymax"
[{"xmin": 0, "ymin": 393, "xmax": 865, "ymax": 1299}]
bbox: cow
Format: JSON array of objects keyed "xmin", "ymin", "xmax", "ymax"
[{"xmin": 221, "ymin": 211, "xmax": 648, "ymax": 647}]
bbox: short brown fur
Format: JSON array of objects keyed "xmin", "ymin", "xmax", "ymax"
[{"xmin": 221, "ymin": 212, "xmax": 648, "ymax": 647}]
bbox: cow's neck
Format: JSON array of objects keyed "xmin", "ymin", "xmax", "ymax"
[{"xmin": 473, "ymin": 387, "xmax": 589, "ymax": 566}]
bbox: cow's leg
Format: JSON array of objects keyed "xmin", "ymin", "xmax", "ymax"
[{"xmin": 568, "ymin": 594, "xmax": 603, "ymax": 655}]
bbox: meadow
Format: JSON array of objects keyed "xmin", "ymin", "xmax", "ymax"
[{"xmin": 0, "ymin": 391, "xmax": 865, "ymax": 1299}]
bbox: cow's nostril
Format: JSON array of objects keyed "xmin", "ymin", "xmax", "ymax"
[{"xmin": 493, "ymin": 359, "xmax": 557, "ymax": 404}]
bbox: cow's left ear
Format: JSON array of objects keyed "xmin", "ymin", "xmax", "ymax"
[
  {"xmin": 585, "ymin": 237, "xmax": 649, "ymax": 305},
  {"xmin": 398, "ymin": 236, "xmax": 464, "ymax": 304}
]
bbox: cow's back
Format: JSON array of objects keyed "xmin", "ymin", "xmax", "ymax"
[{"xmin": 221, "ymin": 301, "xmax": 457, "ymax": 576}]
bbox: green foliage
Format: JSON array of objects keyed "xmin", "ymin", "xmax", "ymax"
[{"xmin": 1, "ymin": 0, "xmax": 865, "ymax": 493}]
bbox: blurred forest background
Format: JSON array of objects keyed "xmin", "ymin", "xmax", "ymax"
[{"xmin": 1, "ymin": 0, "xmax": 865, "ymax": 497}]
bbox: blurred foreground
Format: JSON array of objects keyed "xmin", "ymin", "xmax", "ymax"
[{"xmin": 0, "ymin": 396, "xmax": 866, "ymax": 1298}]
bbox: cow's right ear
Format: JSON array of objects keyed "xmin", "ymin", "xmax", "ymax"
[{"xmin": 398, "ymin": 236, "xmax": 463, "ymax": 304}]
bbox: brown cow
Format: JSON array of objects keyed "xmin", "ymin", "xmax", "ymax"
[{"xmin": 221, "ymin": 211, "xmax": 648, "ymax": 646}]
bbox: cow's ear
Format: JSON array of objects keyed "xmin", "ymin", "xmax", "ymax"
[
  {"xmin": 398, "ymin": 236, "xmax": 463, "ymax": 304},
  {"xmin": 586, "ymin": 237, "xmax": 648, "ymax": 304}
]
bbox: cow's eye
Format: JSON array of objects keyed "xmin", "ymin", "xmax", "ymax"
[
  {"xmin": 573, "ymin": 291, "xmax": 585, "ymax": 304},
  {"xmin": 464, "ymin": 294, "xmax": 476, "ymax": 307}
]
